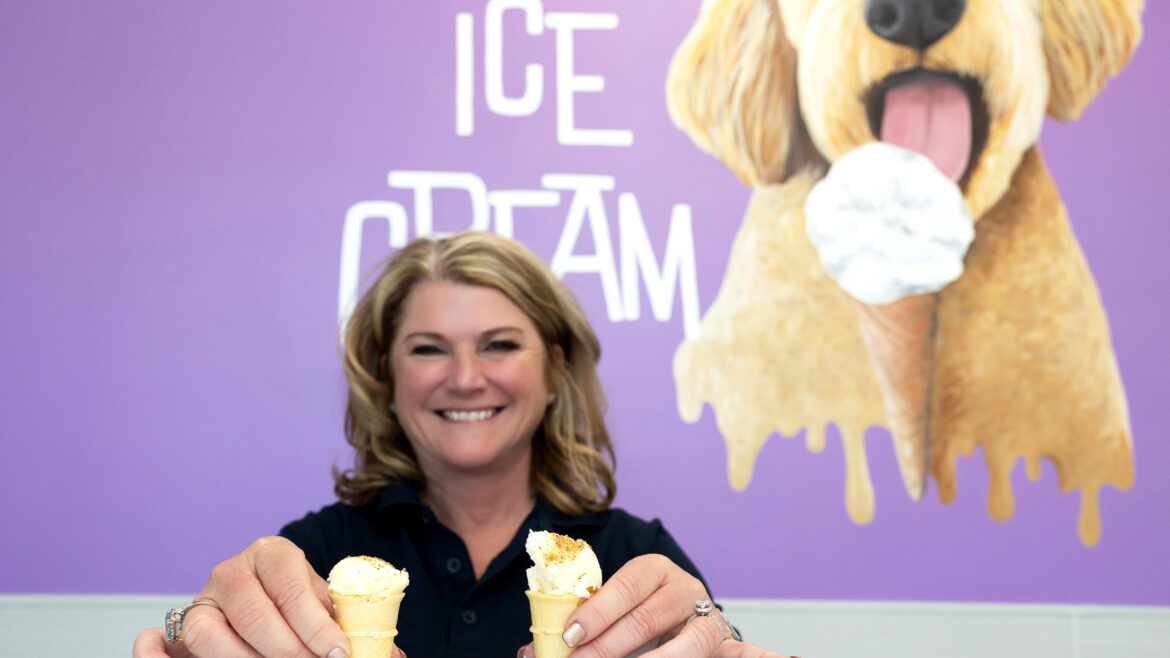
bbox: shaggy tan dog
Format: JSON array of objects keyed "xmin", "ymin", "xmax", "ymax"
[{"xmin": 667, "ymin": 0, "xmax": 1142, "ymax": 544}]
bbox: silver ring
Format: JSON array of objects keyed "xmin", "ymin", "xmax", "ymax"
[
  {"xmin": 165, "ymin": 599, "xmax": 221, "ymax": 643},
  {"xmin": 685, "ymin": 599, "xmax": 741, "ymax": 642}
]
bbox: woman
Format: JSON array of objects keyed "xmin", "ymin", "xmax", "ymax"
[{"xmin": 134, "ymin": 232, "xmax": 785, "ymax": 658}]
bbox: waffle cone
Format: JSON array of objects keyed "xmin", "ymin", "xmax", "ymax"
[
  {"xmin": 853, "ymin": 292, "xmax": 938, "ymax": 500},
  {"xmin": 330, "ymin": 590, "xmax": 404, "ymax": 658},
  {"xmin": 526, "ymin": 590, "xmax": 583, "ymax": 658}
]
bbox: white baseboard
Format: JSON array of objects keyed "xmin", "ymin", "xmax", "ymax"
[
  {"xmin": 2, "ymin": 595, "xmax": 1167, "ymax": 657},
  {"xmin": 720, "ymin": 599, "xmax": 1170, "ymax": 658},
  {"xmin": 0, "ymin": 594, "xmax": 187, "ymax": 656}
]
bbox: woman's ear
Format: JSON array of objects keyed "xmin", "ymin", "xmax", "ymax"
[
  {"xmin": 666, "ymin": 0, "xmax": 802, "ymax": 185},
  {"xmin": 1041, "ymin": 0, "xmax": 1142, "ymax": 121}
]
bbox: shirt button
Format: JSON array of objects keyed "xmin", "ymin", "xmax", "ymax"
[
  {"xmin": 446, "ymin": 558, "xmax": 462, "ymax": 573},
  {"xmin": 462, "ymin": 609, "xmax": 477, "ymax": 625}
]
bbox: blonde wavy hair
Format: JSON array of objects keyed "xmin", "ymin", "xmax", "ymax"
[{"xmin": 334, "ymin": 231, "xmax": 616, "ymax": 514}]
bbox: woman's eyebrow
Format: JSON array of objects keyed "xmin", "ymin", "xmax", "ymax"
[
  {"xmin": 400, "ymin": 331, "xmax": 447, "ymax": 342},
  {"xmin": 400, "ymin": 328, "xmax": 523, "ymax": 342},
  {"xmin": 480, "ymin": 327, "xmax": 524, "ymax": 339}
]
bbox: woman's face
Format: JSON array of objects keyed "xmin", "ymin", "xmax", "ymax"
[{"xmin": 389, "ymin": 279, "xmax": 552, "ymax": 478}]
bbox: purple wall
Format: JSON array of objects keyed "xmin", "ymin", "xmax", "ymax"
[{"xmin": 2, "ymin": 2, "xmax": 1167, "ymax": 604}]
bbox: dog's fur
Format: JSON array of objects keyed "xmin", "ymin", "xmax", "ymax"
[{"xmin": 667, "ymin": 0, "xmax": 1141, "ymax": 543}]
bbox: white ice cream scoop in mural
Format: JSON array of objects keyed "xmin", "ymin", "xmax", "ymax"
[{"xmin": 804, "ymin": 142, "xmax": 974, "ymax": 305}]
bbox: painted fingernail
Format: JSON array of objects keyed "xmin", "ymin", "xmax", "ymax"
[
  {"xmin": 563, "ymin": 622, "xmax": 585, "ymax": 648},
  {"xmin": 517, "ymin": 646, "xmax": 534, "ymax": 658},
  {"xmin": 327, "ymin": 648, "xmax": 349, "ymax": 658}
]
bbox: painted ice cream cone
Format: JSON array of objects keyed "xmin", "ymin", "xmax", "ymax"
[
  {"xmin": 526, "ymin": 590, "xmax": 582, "ymax": 658},
  {"xmin": 524, "ymin": 530, "xmax": 602, "ymax": 658},
  {"xmin": 804, "ymin": 142, "xmax": 975, "ymax": 501},
  {"xmin": 327, "ymin": 556, "xmax": 409, "ymax": 658},
  {"xmin": 852, "ymin": 293, "xmax": 938, "ymax": 500}
]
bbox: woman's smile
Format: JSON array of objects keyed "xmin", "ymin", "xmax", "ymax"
[{"xmin": 438, "ymin": 407, "xmax": 502, "ymax": 422}]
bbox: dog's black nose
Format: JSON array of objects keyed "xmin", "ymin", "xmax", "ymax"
[{"xmin": 865, "ymin": 0, "xmax": 965, "ymax": 51}]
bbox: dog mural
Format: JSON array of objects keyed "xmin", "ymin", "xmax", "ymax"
[{"xmin": 666, "ymin": 0, "xmax": 1142, "ymax": 545}]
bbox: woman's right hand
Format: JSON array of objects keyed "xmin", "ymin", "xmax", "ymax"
[{"xmin": 132, "ymin": 536, "xmax": 359, "ymax": 658}]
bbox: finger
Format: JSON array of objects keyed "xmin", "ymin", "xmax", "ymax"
[
  {"xmin": 641, "ymin": 613, "xmax": 724, "ymax": 657},
  {"xmin": 569, "ymin": 554, "xmax": 672, "ymax": 645},
  {"xmin": 178, "ymin": 605, "xmax": 263, "ymax": 657},
  {"xmin": 310, "ymin": 560, "xmax": 333, "ymax": 611},
  {"xmin": 570, "ymin": 555, "xmax": 707, "ymax": 657},
  {"xmin": 251, "ymin": 541, "xmax": 348, "ymax": 656},
  {"xmin": 203, "ymin": 538, "xmax": 327, "ymax": 658},
  {"xmin": 575, "ymin": 583, "xmax": 696, "ymax": 657},
  {"xmin": 132, "ymin": 627, "xmax": 192, "ymax": 658},
  {"xmin": 516, "ymin": 642, "xmax": 534, "ymax": 658}
]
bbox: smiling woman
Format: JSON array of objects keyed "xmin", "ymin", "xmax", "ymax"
[
  {"xmin": 132, "ymin": 231, "xmax": 790, "ymax": 658},
  {"xmin": 337, "ymin": 231, "xmax": 614, "ymax": 519}
]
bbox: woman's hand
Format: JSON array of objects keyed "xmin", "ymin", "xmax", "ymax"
[
  {"xmin": 131, "ymin": 536, "xmax": 397, "ymax": 658},
  {"xmin": 518, "ymin": 553, "xmax": 790, "ymax": 658}
]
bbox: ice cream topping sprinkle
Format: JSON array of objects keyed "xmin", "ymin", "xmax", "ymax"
[
  {"xmin": 328, "ymin": 555, "xmax": 409, "ymax": 596},
  {"xmin": 525, "ymin": 530, "xmax": 602, "ymax": 598}
]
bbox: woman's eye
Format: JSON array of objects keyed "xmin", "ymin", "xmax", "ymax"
[
  {"xmin": 410, "ymin": 344, "xmax": 443, "ymax": 356},
  {"xmin": 484, "ymin": 340, "xmax": 520, "ymax": 352}
]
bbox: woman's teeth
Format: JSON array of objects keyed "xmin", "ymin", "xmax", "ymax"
[{"xmin": 441, "ymin": 409, "xmax": 499, "ymax": 422}]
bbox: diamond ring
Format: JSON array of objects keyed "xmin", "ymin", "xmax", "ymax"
[
  {"xmin": 686, "ymin": 598, "xmax": 741, "ymax": 642},
  {"xmin": 165, "ymin": 599, "xmax": 221, "ymax": 643}
]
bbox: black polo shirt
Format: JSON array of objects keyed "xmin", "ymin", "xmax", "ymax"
[{"xmin": 279, "ymin": 481, "xmax": 709, "ymax": 657}]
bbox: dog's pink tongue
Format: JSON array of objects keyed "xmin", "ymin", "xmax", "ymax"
[{"xmin": 880, "ymin": 78, "xmax": 971, "ymax": 181}]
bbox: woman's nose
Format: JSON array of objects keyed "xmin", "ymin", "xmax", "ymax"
[{"xmin": 449, "ymin": 350, "xmax": 486, "ymax": 391}]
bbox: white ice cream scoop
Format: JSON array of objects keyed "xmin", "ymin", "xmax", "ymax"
[
  {"xmin": 804, "ymin": 141, "xmax": 974, "ymax": 305},
  {"xmin": 525, "ymin": 530, "xmax": 602, "ymax": 599},
  {"xmin": 328, "ymin": 555, "xmax": 409, "ymax": 596}
]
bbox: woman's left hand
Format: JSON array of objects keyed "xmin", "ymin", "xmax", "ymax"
[{"xmin": 519, "ymin": 553, "xmax": 790, "ymax": 658}]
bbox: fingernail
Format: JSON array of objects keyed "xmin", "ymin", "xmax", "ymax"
[
  {"xmin": 517, "ymin": 647, "xmax": 533, "ymax": 658},
  {"xmin": 327, "ymin": 648, "xmax": 349, "ymax": 658},
  {"xmin": 563, "ymin": 622, "xmax": 585, "ymax": 648}
]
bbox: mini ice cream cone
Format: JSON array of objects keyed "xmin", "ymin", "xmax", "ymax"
[
  {"xmin": 524, "ymin": 531, "xmax": 601, "ymax": 657},
  {"xmin": 328, "ymin": 556, "xmax": 409, "ymax": 658},
  {"xmin": 330, "ymin": 590, "xmax": 405, "ymax": 658},
  {"xmin": 852, "ymin": 292, "xmax": 938, "ymax": 500},
  {"xmin": 526, "ymin": 590, "xmax": 582, "ymax": 658}
]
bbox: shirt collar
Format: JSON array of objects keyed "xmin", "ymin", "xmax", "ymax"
[
  {"xmin": 376, "ymin": 478, "xmax": 424, "ymax": 510},
  {"xmin": 375, "ymin": 479, "xmax": 607, "ymax": 529},
  {"xmin": 529, "ymin": 495, "xmax": 607, "ymax": 531}
]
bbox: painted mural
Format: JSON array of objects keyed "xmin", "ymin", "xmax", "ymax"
[
  {"xmin": 668, "ymin": 0, "xmax": 1141, "ymax": 545},
  {"xmin": 3, "ymin": 2, "xmax": 1168, "ymax": 604}
]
